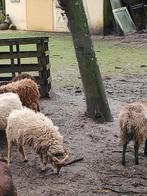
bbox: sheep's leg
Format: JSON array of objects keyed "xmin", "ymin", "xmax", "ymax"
[
  {"xmin": 37, "ymin": 103, "xmax": 40, "ymax": 112},
  {"xmin": 18, "ymin": 145, "xmax": 28, "ymax": 162},
  {"xmin": 7, "ymin": 141, "xmax": 13, "ymax": 164},
  {"xmin": 144, "ymin": 139, "xmax": 147, "ymax": 156},
  {"xmin": 39, "ymin": 154, "xmax": 46, "ymax": 171},
  {"xmin": 134, "ymin": 141, "xmax": 139, "ymax": 165},
  {"xmin": 122, "ymin": 142, "xmax": 127, "ymax": 166}
]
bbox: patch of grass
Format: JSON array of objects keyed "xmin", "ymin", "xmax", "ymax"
[
  {"xmin": 94, "ymin": 39, "xmax": 147, "ymax": 75},
  {"xmin": 49, "ymin": 34, "xmax": 81, "ymax": 89},
  {"xmin": 49, "ymin": 34, "xmax": 147, "ymax": 89},
  {"xmin": 0, "ymin": 31, "xmax": 146, "ymax": 90}
]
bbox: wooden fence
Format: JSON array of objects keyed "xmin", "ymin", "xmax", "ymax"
[{"xmin": 0, "ymin": 36, "xmax": 51, "ymax": 97}]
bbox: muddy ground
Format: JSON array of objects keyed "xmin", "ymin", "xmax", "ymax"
[{"xmin": 0, "ymin": 34, "xmax": 147, "ymax": 195}]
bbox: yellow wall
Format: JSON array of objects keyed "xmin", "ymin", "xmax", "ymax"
[
  {"xmin": 26, "ymin": 0, "xmax": 53, "ymax": 31},
  {"xmin": 5, "ymin": 0, "xmax": 104, "ymax": 33},
  {"xmin": 84, "ymin": 0, "xmax": 103, "ymax": 34},
  {"xmin": 5, "ymin": 0, "xmax": 27, "ymax": 30}
]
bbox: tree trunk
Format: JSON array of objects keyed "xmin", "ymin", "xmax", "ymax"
[{"xmin": 58, "ymin": 0, "xmax": 113, "ymax": 122}]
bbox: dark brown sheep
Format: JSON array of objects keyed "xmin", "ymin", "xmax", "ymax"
[
  {"xmin": 0, "ymin": 152, "xmax": 17, "ymax": 196},
  {"xmin": 0, "ymin": 79, "xmax": 40, "ymax": 112}
]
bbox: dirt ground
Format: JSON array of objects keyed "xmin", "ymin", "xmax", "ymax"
[{"xmin": 0, "ymin": 34, "xmax": 147, "ymax": 195}]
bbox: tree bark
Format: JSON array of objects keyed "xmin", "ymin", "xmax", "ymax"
[{"xmin": 58, "ymin": 0, "xmax": 113, "ymax": 122}]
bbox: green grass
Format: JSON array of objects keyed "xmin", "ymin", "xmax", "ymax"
[
  {"xmin": 48, "ymin": 33, "xmax": 147, "ymax": 89},
  {"xmin": 0, "ymin": 31, "xmax": 146, "ymax": 89},
  {"xmin": 94, "ymin": 40, "xmax": 147, "ymax": 75}
]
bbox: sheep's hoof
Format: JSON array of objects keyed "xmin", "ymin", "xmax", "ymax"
[
  {"xmin": 122, "ymin": 161, "xmax": 126, "ymax": 166},
  {"xmin": 135, "ymin": 161, "xmax": 139, "ymax": 165},
  {"xmin": 24, "ymin": 159, "xmax": 28, "ymax": 162}
]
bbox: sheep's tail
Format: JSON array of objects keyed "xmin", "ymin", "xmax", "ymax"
[
  {"xmin": 125, "ymin": 124, "xmax": 133, "ymax": 143},
  {"xmin": 120, "ymin": 111, "xmax": 133, "ymax": 144}
]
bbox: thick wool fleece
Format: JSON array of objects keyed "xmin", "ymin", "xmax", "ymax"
[
  {"xmin": 0, "ymin": 78, "xmax": 40, "ymax": 111},
  {"xmin": 119, "ymin": 101, "xmax": 147, "ymax": 145},
  {"xmin": 6, "ymin": 107, "xmax": 64, "ymax": 155},
  {"xmin": 0, "ymin": 93, "xmax": 22, "ymax": 130}
]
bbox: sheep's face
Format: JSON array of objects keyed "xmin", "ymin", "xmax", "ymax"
[
  {"xmin": 50, "ymin": 155, "xmax": 63, "ymax": 174},
  {"xmin": 48, "ymin": 148, "xmax": 64, "ymax": 173},
  {"xmin": 47, "ymin": 127, "xmax": 69, "ymax": 174},
  {"xmin": 49, "ymin": 146, "xmax": 64, "ymax": 156},
  {"xmin": 48, "ymin": 129, "xmax": 64, "ymax": 155},
  {"xmin": 48, "ymin": 149, "xmax": 69, "ymax": 174}
]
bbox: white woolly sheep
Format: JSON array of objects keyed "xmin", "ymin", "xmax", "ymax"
[
  {"xmin": 0, "ymin": 78, "xmax": 40, "ymax": 112},
  {"xmin": 0, "ymin": 92, "xmax": 22, "ymax": 130},
  {"xmin": 6, "ymin": 107, "xmax": 69, "ymax": 174},
  {"xmin": 0, "ymin": 152, "xmax": 17, "ymax": 196},
  {"xmin": 119, "ymin": 99, "xmax": 147, "ymax": 165}
]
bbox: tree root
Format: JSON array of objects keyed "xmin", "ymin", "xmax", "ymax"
[{"xmin": 64, "ymin": 157, "xmax": 84, "ymax": 167}]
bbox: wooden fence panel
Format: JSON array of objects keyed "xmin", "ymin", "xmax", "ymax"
[{"xmin": 0, "ymin": 37, "xmax": 51, "ymax": 97}]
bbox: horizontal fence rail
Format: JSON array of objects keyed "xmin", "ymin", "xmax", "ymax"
[{"xmin": 0, "ymin": 37, "xmax": 51, "ymax": 97}]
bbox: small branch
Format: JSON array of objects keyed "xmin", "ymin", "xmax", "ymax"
[
  {"xmin": 64, "ymin": 157, "xmax": 84, "ymax": 167},
  {"xmin": 101, "ymin": 181, "xmax": 122, "ymax": 187},
  {"xmin": 98, "ymin": 169, "xmax": 122, "ymax": 175},
  {"xmin": 105, "ymin": 175, "xmax": 122, "ymax": 178},
  {"xmin": 111, "ymin": 150, "xmax": 131, "ymax": 153},
  {"xmin": 103, "ymin": 186, "xmax": 146, "ymax": 194}
]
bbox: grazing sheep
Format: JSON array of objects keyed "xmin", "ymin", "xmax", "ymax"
[
  {"xmin": 6, "ymin": 107, "xmax": 69, "ymax": 174},
  {"xmin": 0, "ymin": 93, "xmax": 22, "ymax": 130},
  {"xmin": 0, "ymin": 78, "xmax": 40, "ymax": 112},
  {"xmin": 11, "ymin": 73, "xmax": 36, "ymax": 83},
  {"xmin": 119, "ymin": 99, "xmax": 147, "ymax": 165},
  {"xmin": 0, "ymin": 152, "xmax": 17, "ymax": 196}
]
